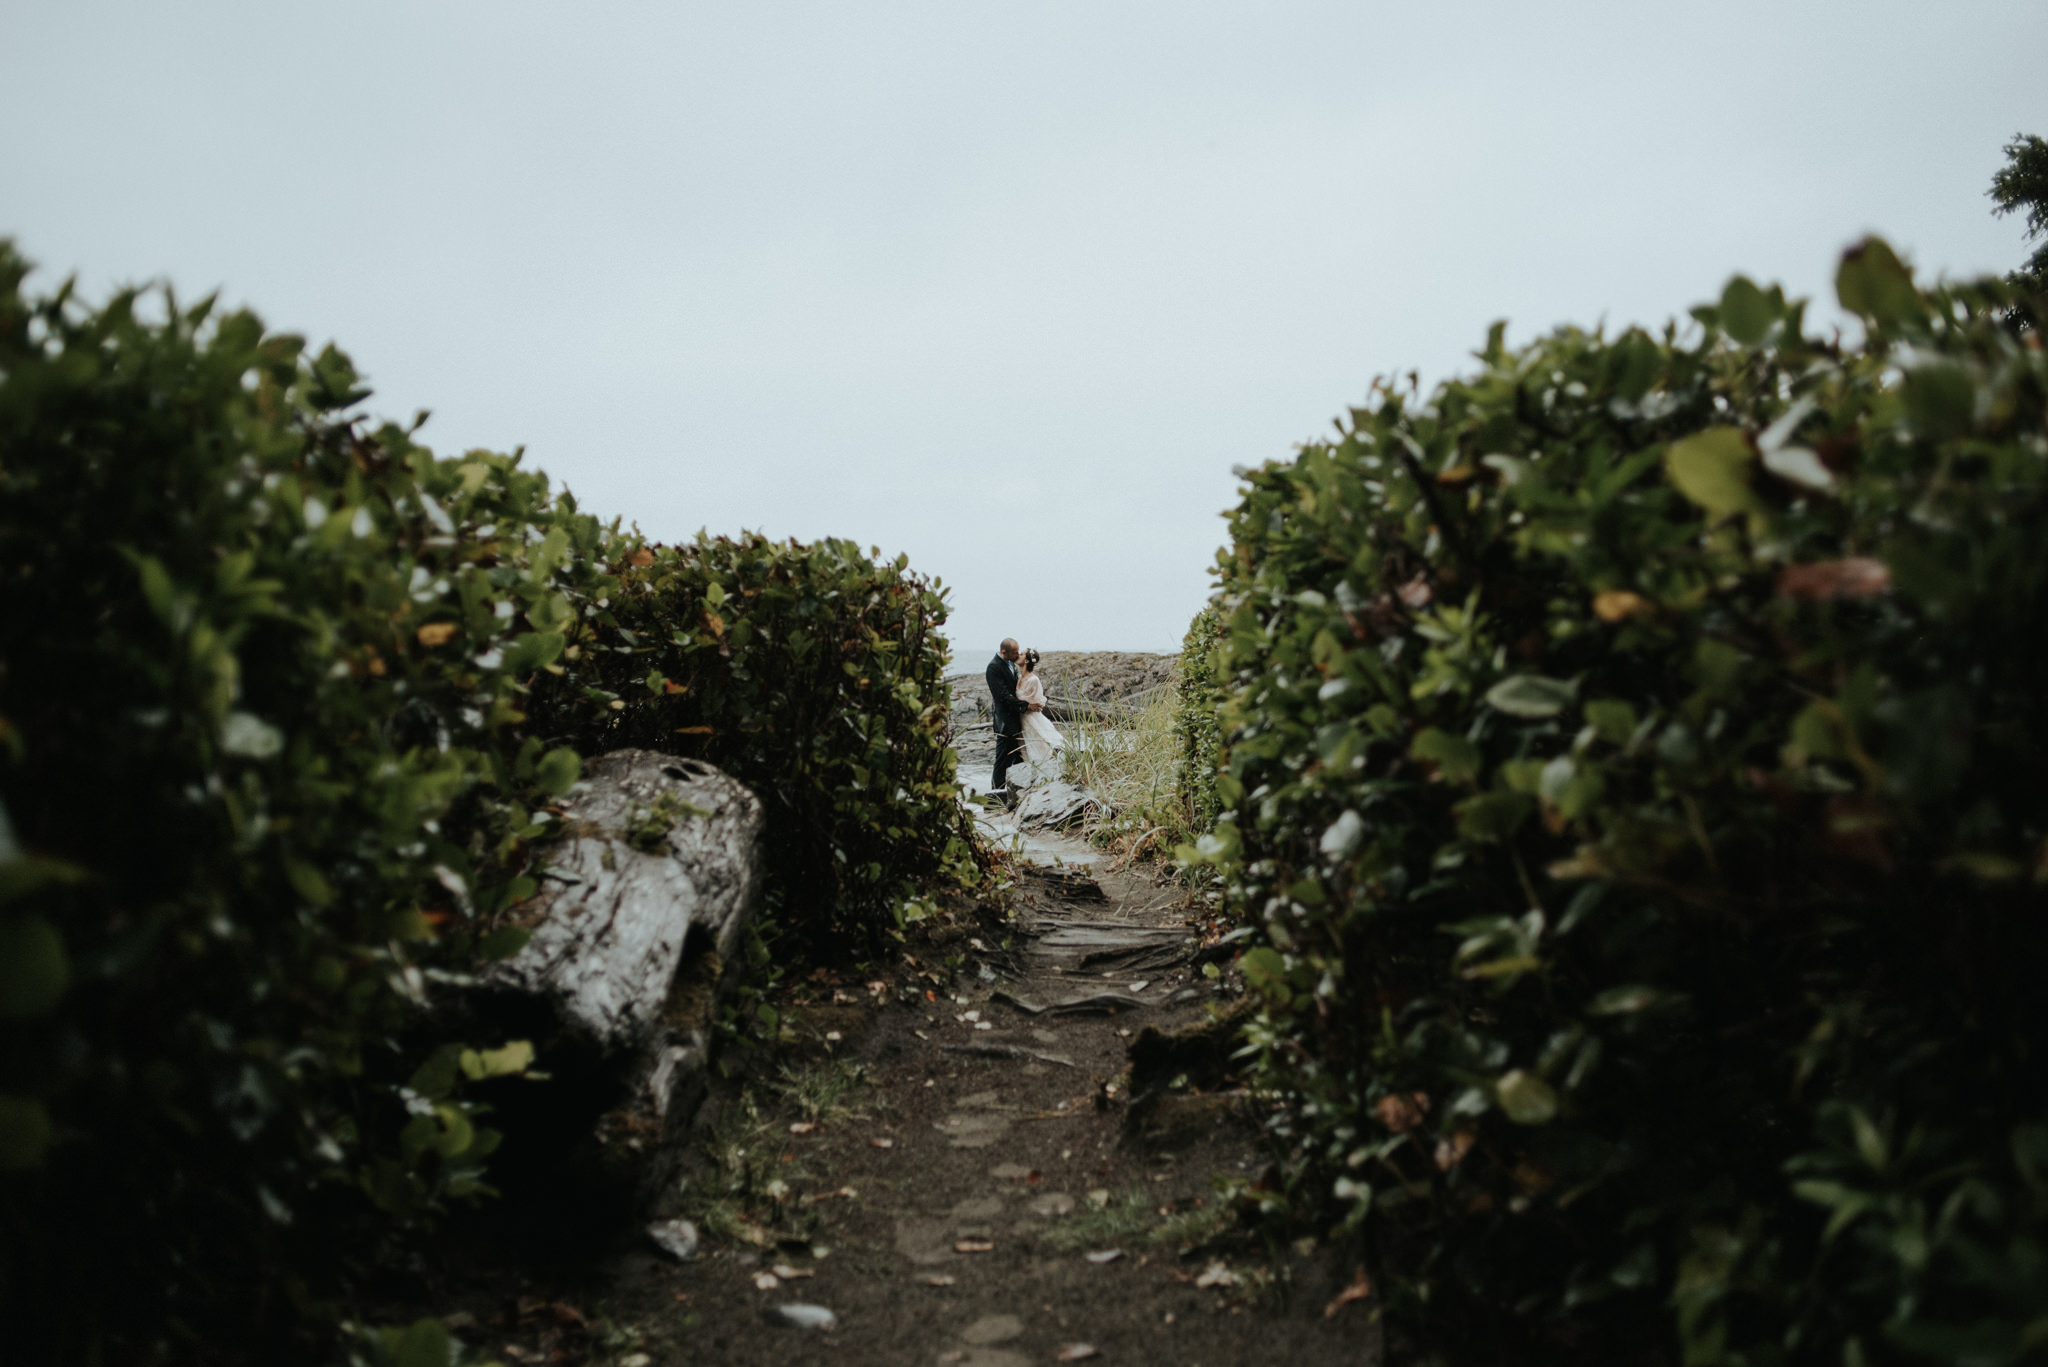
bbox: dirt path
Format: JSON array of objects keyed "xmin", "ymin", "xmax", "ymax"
[{"xmin": 435, "ymin": 827, "xmax": 1382, "ymax": 1367}]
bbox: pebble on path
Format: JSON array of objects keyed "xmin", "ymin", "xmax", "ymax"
[
  {"xmin": 1028, "ymin": 1192, "xmax": 1076, "ymax": 1217},
  {"xmin": 644, "ymin": 1218, "xmax": 698, "ymax": 1262},
  {"xmin": 763, "ymin": 1303, "xmax": 838, "ymax": 1331},
  {"xmin": 951, "ymin": 1195, "xmax": 1004, "ymax": 1222},
  {"xmin": 961, "ymin": 1313, "xmax": 1024, "ymax": 1345}
]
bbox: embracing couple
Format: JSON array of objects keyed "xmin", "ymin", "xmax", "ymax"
[{"xmin": 985, "ymin": 638, "xmax": 1065, "ymax": 809}]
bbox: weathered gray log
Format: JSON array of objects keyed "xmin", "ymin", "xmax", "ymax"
[{"xmin": 475, "ymin": 749, "xmax": 764, "ymax": 1208}]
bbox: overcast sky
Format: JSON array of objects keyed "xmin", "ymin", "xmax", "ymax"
[{"xmin": 4, "ymin": 2, "xmax": 2043, "ymax": 661}]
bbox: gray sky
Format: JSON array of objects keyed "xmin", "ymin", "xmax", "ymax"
[{"xmin": 5, "ymin": 2, "xmax": 2043, "ymax": 661}]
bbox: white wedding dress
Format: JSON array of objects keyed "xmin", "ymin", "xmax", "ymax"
[{"xmin": 1017, "ymin": 672, "xmax": 1065, "ymax": 766}]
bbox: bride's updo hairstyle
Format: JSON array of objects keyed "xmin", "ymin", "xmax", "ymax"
[{"xmin": 1024, "ymin": 648, "xmax": 1041, "ymax": 671}]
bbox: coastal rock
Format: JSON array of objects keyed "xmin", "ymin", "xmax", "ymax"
[
  {"xmin": 1014, "ymin": 782, "xmax": 1100, "ymax": 831},
  {"xmin": 946, "ymin": 650, "xmax": 1177, "ymax": 727}
]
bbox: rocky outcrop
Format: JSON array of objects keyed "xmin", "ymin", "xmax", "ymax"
[
  {"xmin": 471, "ymin": 749, "xmax": 764, "ymax": 1212},
  {"xmin": 946, "ymin": 651, "xmax": 1177, "ymax": 738}
]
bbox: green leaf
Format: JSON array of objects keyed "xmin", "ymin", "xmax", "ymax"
[
  {"xmin": 408, "ymin": 1048, "xmax": 461, "ymax": 1101},
  {"xmin": 1496, "ymin": 1069, "xmax": 1559, "ymax": 1125},
  {"xmin": 0, "ymin": 916, "xmax": 70, "ymax": 1018},
  {"xmin": 284, "ymin": 859, "xmax": 335, "ymax": 908},
  {"xmin": 1584, "ymin": 699, "xmax": 1638, "ymax": 745},
  {"xmin": 1902, "ymin": 363, "xmax": 1977, "ymax": 443},
  {"xmin": 417, "ymin": 1103, "xmax": 475, "ymax": 1158},
  {"xmin": 1454, "ymin": 791, "xmax": 1534, "ymax": 842},
  {"xmin": 1240, "ymin": 946, "xmax": 1290, "ymax": 995},
  {"xmin": 1823, "ymin": 1194, "xmax": 1873, "ymax": 1244},
  {"xmin": 533, "ymin": 747, "xmax": 581, "ymax": 796},
  {"xmin": 1611, "ymin": 332, "xmax": 1661, "ymax": 402},
  {"xmin": 1718, "ymin": 275, "xmax": 1774, "ymax": 346},
  {"xmin": 1849, "ymin": 1106, "xmax": 1888, "ymax": 1170},
  {"xmin": 0, "ymin": 854, "xmax": 86, "ymax": 905},
  {"xmin": 1794, "ymin": 1178, "xmax": 1851, "ymax": 1206},
  {"xmin": 1555, "ymin": 772, "xmax": 1606, "ymax": 821},
  {"xmin": 1410, "ymin": 728, "xmax": 1482, "ymax": 785},
  {"xmin": 527, "ymin": 593, "xmax": 574, "ymax": 632},
  {"xmin": 1694, "ymin": 637, "xmax": 1745, "ymax": 691},
  {"xmin": 1790, "ymin": 703, "xmax": 1845, "ymax": 761},
  {"xmin": 134, "ymin": 553, "xmax": 177, "ymax": 627},
  {"xmin": 501, "ymin": 631, "xmax": 566, "ymax": 674},
  {"xmin": 1665, "ymin": 428, "xmax": 1758, "ymax": 519},
  {"xmin": 1484, "ymin": 674, "xmax": 1576, "ymax": 719},
  {"xmin": 1587, "ymin": 985, "xmax": 1658, "ymax": 1015},
  {"xmin": 1890, "ymin": 1217, "xmax": 1927, "ymax": 1270},
  {"xmin": 0, "ymin": 1094, "xmax": 54, "ymax": 1170},
  {"xmin": 309, "ymin": 342, "xmax": 372, "ymax": 411},
  {"xmin": 458, "ymin": 1039, "xmax": 536, "ymax": 1080},
  {"xmin": 1940, "ymin": 852, "xmax": 2023, "ymax": 882},
  {"xmin": 477, "ymin": 925, "xmax": 532, "ymax": 961},
  {"xmin": 1463, "ymin": 955, "xmax": 1540, "ymax": 979},
  {"xmin": 385, "ymin": 1316, "xmax": 457, "ymax": 1367},
  {"xmin": 1834, "ymin": 236, "xmax": 1922, "ymax": 327}
]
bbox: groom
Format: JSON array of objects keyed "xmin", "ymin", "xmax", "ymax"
[{"xmin": 985, "ymin": 637, "xmax": 1041, "ymax": 808}]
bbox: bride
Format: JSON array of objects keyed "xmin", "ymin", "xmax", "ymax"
[{"xmin": 1016, "ymin": 648, "xmax": 1065, "ymax": 773}]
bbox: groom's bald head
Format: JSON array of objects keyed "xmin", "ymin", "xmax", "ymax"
[{"xmin": 999, "ymin": 638, "xmax": 1019, "ymax": 660}]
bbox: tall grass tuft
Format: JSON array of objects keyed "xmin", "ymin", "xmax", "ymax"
[{"xmin": 1056, "ymin": 690, "xmax": 1201, "ymax": 871}]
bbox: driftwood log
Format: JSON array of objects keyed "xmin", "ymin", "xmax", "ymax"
[{"xmin": 471, "ymin": 749, "xmax": 764, "ymax": 1214}]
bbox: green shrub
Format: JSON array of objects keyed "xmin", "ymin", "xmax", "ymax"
[
  {"xmin": 1173, "ymin": 601, "xmax": 1225, "ymax": 834},
  {"xmin": 0, "ymin": 245, "xmax": 605, "ymax": 1357},
  {"xmin": 1201, "ymin": 241, "xmax": 2048, "ymax": 1364},
  {"xmin": 524, "ymin": 530, "xmax": 980, "ymax": 950},
  {"xmin": 0, "ymin": 245, "xmax": 975, "ymax": 1357}
]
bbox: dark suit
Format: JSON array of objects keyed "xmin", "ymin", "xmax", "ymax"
[{"xmin": 986, "ymin": 654, "xmax": 1027, "ymax": 793}]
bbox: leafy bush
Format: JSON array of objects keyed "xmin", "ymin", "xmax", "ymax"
[
  {"xmin": 0, "ymin": 245, "xmax": 602, "ymax": 1357},
  {"xmin": 1200, "ymin": 241, "xmax": 2048, "ymax": 1363},
  {"xmin": 0, "ymin": 245, "xmax": 974, "ymax": 1358},
  {"xmin": 524, "ymin": 530, "xmax": 980, "ymax": 950},
  {"xmin": 1173, "ymin": 602, "xmax": 1225, "ymax": 834}
]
